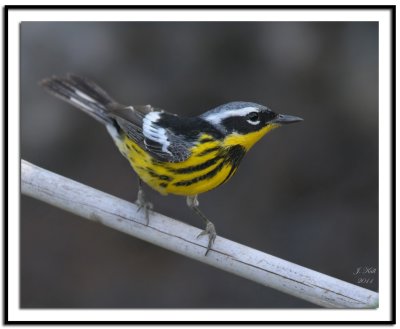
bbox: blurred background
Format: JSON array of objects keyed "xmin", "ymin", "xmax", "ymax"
[{"xmin": 20, "ymin": 21, "xmax": 378, "ymax": 308}]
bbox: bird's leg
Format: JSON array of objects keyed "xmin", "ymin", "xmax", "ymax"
[
  {"xmin": 135, "ymin": 178, "xmax": 153, "ymax": 225},
  {"xmin": 186, "ymin": 195, "xmax": 216, "ymax": 256}
]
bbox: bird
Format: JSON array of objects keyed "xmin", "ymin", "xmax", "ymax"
[{"xmin": 40, "ymin": 74, "xmax": 303, "ymax": 255}]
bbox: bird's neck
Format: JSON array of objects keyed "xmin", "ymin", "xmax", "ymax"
[{"xmin": 222, "ymin": 124, "xmax": 279, "ymax": 151}]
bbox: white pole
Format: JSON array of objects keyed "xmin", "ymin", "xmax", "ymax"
[{"xmin": 21, "ymin": 159, "xmax": 378, "ymax": 308}]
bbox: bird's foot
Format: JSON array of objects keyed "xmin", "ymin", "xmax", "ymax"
[
  {"xmin": 197, "ymin": 221, "xmax": 217, "ymax": 255},
  {"xmin": 135, "ymin": 189, "xmax": 153, "ymax": 225}
]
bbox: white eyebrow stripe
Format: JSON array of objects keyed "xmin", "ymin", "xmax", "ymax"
[{"xmin": 203, "ymin": 107, "xmax": 258, "ymax": 125}]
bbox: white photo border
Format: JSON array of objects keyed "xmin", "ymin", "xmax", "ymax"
[{"xmin": 6, "ymin": 5, "xmax": 394, "ymax": 324}]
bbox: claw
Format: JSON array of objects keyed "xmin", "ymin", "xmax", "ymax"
[
  {"xmin": 135, "ymin": 187, "xmax": 153, "ymax": 225},
  {"xmin": 197, "ymin": 221, "xmax": 216, "ymax": 255},
  {"xmin": 135, "ymin": 199, "xmax": 153, "ymax": 225}
]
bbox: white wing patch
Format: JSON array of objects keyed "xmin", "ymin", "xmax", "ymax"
[
  {"xmin": 203, "ymin": 106, "xmax": 258, "ymax": 125},
  {"xmin": 142, "ymin": 112, "xmax": 172, "ymax": 155}
]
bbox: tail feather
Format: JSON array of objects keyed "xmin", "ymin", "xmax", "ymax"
[{"xmin": 40, "ymin": 74, "xmax": 115, "ymax": 125}]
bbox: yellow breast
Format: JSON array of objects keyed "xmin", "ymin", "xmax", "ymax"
[
  {"xmin": 120, "ymin": 134, "xmax": 243, "ymax": 196},
  {"xmin": 223, "ymin": 124, "xmax": 279, "ymax": 150}
]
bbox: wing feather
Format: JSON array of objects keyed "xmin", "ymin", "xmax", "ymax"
[{"xmin": 108, "ymin": 104, "xmax": 191, "ymax": 163}]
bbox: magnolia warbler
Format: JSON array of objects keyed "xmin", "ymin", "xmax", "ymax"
[{"xmin": 41, "ymin": 75, "xmax": 303, "ymax": 255}]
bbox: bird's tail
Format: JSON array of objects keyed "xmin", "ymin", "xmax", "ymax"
[{"xmin": 40, "ymin": 74, "xmax": 115, "ymax": 125}]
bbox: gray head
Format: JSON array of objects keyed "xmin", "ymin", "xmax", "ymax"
[{"xmin": 201, "ymin": 101, "xmax": 303, "ymax": 135}]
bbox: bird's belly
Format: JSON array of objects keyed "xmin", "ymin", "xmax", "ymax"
[
  {"xmin": 164, "ymin": 163, "xmax": 236, "ymax": 196},
  {"xmin": 120, "ymin": 138, "xmax": 239, "ymax": 196}
]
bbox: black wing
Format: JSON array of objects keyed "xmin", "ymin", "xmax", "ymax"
[
  {"xmin": 41, "ymin": 74, "xmax": 193, "ymax": 163},
  {"xmin": 108, "ymin": 104, "xmax": 192, "ymax": 163}
]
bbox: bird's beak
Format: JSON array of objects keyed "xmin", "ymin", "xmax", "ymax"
[{"xmin": 272, "ymin": 114, "xmax": 303, "ymax": 125}]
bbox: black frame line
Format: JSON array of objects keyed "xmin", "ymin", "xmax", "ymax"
[{"xmin": 4, "ymin": 4, "xmax": 395, "ymax": 325}]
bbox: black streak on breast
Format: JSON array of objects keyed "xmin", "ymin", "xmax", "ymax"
[{"xmin": 220, "ymin": 145, "xmax": 246, "ymax": 185}]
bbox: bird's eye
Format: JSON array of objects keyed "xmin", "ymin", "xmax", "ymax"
[{"xmin": 246, "ymin": 112, "xmax": 260, "ymax": 125}]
